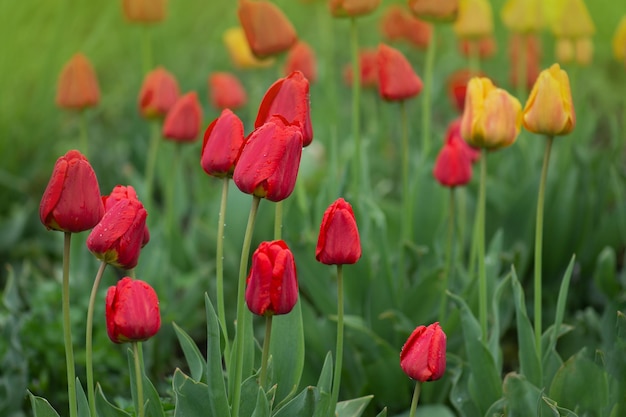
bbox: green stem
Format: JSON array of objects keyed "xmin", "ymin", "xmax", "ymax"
[
  {"xmin": 468, "ymin": 39, "xmax": 481, "ymax": 75},
  {"xmin": 166, "ymin": 144, "xmax": 181, "ymax": 240},
  {"xmin": 478, "ymin": 150, "xmax": 488, "ymax": 341},
  {"xmin": 439, "ymin": 188, "xmax": 456, "ymax": 323},
  {"xmin": 141, "ymin": 26, "xmax": 153, "ymax": 75},
  {"xmin": 400, "ymin": 100, "xmax": 410, "ymax": 284},
  {"xmin": 408, "ymin": 381, "xmax": 422, "ymax": 417},
  {"xmin": 133, "ymin": 342, "xmax": 145, "ymax": 417},
  {"xmin": 231, "ymin": 196, "xmax": 261, "ymax": 417},
  {"xmin": 216, "ymin": 177, "xmax": 231, "ymax": 365},
  {"xmin": 259, "ymin": 315, "xmax": 273, "ymax": 388},
  {"xmin": 350, "ymin": 16, "xmax": 361, "ymax": 199},
  {"xmin": 86, "ymin": 261, "xmax": 108, "ymax": 417},
  {"xmin": 79, "ymin": 110, "xmax": 89, "ymax": 158},
  {"xmin": 330, "ymin": 264, "xmax": 345, "ymax": 417},
  {"xmin": 422, "ymin": 24, "xmax": 436, "ymax": 160},
  {"xmin": 144, "ymin": 120, "xmax": 161, "ymax": 206},
  {"xmin": 62, "ymin": 232, "xmax": 78, "ymax": 417},
  {"xmin": 274, "ymin": 200, "xmax": 283, "ymax": 240},
  {"xmin": 534, "ymin": 136, "xmax": 553, "ymax": 356}
]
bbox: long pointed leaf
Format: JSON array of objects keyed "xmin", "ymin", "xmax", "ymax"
[
  {"xmin": 335, "ymin": 395, "xmax": 373, "ymax": 417},
  {"xmin": 28, "ymin": 392, "xmax": 60, "ymax": 417},
  {"xmin": 95, "ymin": 384, "xmax": 131, "ymax": 417},
  {"xmin": 172, "ymin": 369, "xmax": 212, "ymax": 417},
  {"xmin": 204, "ymin": 293, "xmax": 231, "ymax": 417},
  {"xmin": 173, "ymin": 322, "xmax": 206, "ymax": 382}
]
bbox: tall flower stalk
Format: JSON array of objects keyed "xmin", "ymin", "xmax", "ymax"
[
  {"xmin": 85, "ymin": 261, "xmax": 108, "ymax": 417},
  {"xmin": 216, "ymin": 177, "xmax": 231, "ymax": 362},
  {"xmin": 350, "ymin": 17, "xmax": 362, "ymax": 198},
  {"xmin": 62, "ymin": 232, "xmax": 78, "ymax": 417},
  {"xmin": 330, "ymin": 264, "xmax": 345, "ymax": 415}
]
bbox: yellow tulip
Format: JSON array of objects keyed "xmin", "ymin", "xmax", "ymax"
[
  {"xmin": 612, "ymin": 16, "xmax": 626, "ymax": 64},
  {"xmin": 523, "ymin": 63, "xmax": 575, "ymax": 136},
  {"xmin": 223, "ymin": 27, "xmax": 275, "ymax": 69},
  {"xmin": 460, "ymin": 77, "xmax": 522, "ymax": 150},
  {"xmin": 555, "ymin": 38, "xmax": 574, "ymax": 64},
  {"xmin": 501, "ymin": 0, "xmax": 543, "ymax": 33},
  {"xmin": 551, "ymin": 0, "xmax": 594, "ymax": 38},
  {"xmin": 453, "ymin": 0, "xmax": 494, "ymax": 39}
]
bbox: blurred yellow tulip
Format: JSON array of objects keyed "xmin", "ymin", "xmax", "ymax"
[
  {"xmin": 454, "ymin": 0, "xmax": 493, "ymax": 38},
  {"xmin": 523, "ymin": 63, "xmax": 575, "ymax": 136},
  {"xmin": 460, "ymin": 77, "xmax": 522, "ymax": 150},
  {"xmin": 551, "ymin": 0, "xmax": 594, "ymax": 38},
  {"xmin": 555, "ymin": 38, "xmax": 574, "ymax": 64},
  {"xmin": 575, "ymin": 37, "xmax": 593, "ymax": 66},
  {"xmin": 223, "ymin": 27, "xmax": 275, "ymax": 69},
  {"xmin": 501, "ymin": 0, "xmax": 543, "ymax": 33},
  {"xmin": 612, "ymin": 16, "xmax": 626, "ymax": 65}
]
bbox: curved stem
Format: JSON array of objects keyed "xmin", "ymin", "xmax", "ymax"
[
  {"xmin": 534, "ymin": 136, "xmax": 553, "ymax": 356},
  {"xmin": 478, "ymin": 150, "xmax": 488, "ymax": 341},
  {"xmin": 408, "ymin": 381, "xmax": 422, "ymax": 417},
  {"xmin": 231, "ymin": 196, "xmax": 261, "ymax": 417},
  {"xmin": 439, "ymin": 187, "xmax": 456, "ymax": 323},
  {"xmin": 274, "ymin": 200, "xmax": 283, "ymax": 240},
  {"xmin": 421, "ymin": 25, "xmax": 436, "ymax": 160},
  {"xmin": 330, "ymin": 264, "xmax": 345, "ymax": 417},
  {"xmin": 133, "ymin": 342, "xmax": 145, "ymax": 417},
  {"xmin": 144, "ymin": 121, "xmax": 161, "ymax": 206},
  {"xmin": 259, "ymin": 315, "xmax": 273, "ymax": 388},
  {"xmin": 62, "ymin": 232, "xmax": 78, "ymax": 417},
  {"xmin": 79, "ymin": 110, "xmax": 89, "ymax": 158},
  {"xmin": 216, "ymin": 177, "xmax": 231, "ymax": 364},
  {"xmin": 350, "ymin": 17, "xmax": 361, "ymax": 199},
  {"xmin": 86, "ymin": 260, "xmax": 108, "ymax": 417}
]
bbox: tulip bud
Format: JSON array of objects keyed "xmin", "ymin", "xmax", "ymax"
[
  {"xmin": 612, "ymin": 16, "xmax": 626, "ymax": 66},
  {"xmin": 209, "ymin": 72, "xmax": 247, "ymax": 111},
  {"xmin": 433, "ymin": 120, "xmax": 474, "ymax": 188},
  {"xmin": 460, "ymin": 77, "xmax": 522, "ymax": 150},
  {"xmin": 103, "ymin": 185, "xmax": 150, "ymax": 247},
  {"xmin": 453, "ymin": 0, "xmax": 494, "ymax": 39},
  {"xmin": 255, "ymin": 71, "xmax": 313, "ymax": 147},
  {"xmin": 122, "ymin": 0, "xmax": 167, "ymax": 23},
  {"xmin": 138, "ymin": 67, "xmax": 180, "ymax": 119},
  {"xmin": 245, "ymin": 240, "xmax": 298, "ymax": 316},
  {"xmin": 233, "ymin": 115, "xmax": 303, "ymax": 202},
  {"xmin": 551, "ymin": 0, "xmax": 595, "ymax": 39},
  {"xmin": 105, "ymin": 277, "xmax": 161, "ymax": 344},
  {"xmin": 201, "ymin": 109, "xmax": 246, "ymax": 178},
  {"xmin": 500, "ymin": 0, "xmax": 543, "ymax": 33},
  {"xmin": 522, "ymin": 63, "xmax": 575, "ymax": 136},
  {"xmin": 238, "ymin": 0, "xmax": 297, "ymax": 58},
  {"xmin": 329, "ymin": 0, "xmax": 380, "ymax": 18},
  {"xmin": 408, "ymin": 0, "xmax": 458, "ymax": 23},
  {"xmin": 400, "ymin": 322, "xmax": 446, "ymax": 382},
  {"xmin": 163, "ymin": 92, "xmax": 203, "ymax": 142},
  {"xmin": 343, "ymin": 49, "xmax": 379, "ymax": 88},
  {"xmin": 40, "ymin": 150, "xmax": 105, "ymax": 233},
  {"xmin": 55, "ymin": 53, "xmax": 100, "ymax": 110},
  {"xmin": 316, "ymin": 198, "xmax": 361, "ymax": 265},
  {"xmin": 377, "ymin": 43, "xmax": 423, "ymax": 101},
  {"xmin": 380, "ymin": 6, "xmax": 432, "ymax": 49},
  {"xmin": 284, "ymin": 41, "xmax": 318, "ymax": 83},
  {"xmin": 223, "ymin": 27, "xmax": 275, "ymax": 69}
]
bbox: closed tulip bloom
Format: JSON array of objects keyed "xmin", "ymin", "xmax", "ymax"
[
  {"xmin": 433, "ymin": 123, "xmax": 473, "ymax": 187},
  {"xmin": 138, "ymin": 67, "xmax": 180, "ymax": 119},
  {"xmin": 380, "ymin": 6, "xmax": 432, "ymax": 49},
  {"xmin": 400, "ymin": 322, "xmax": 446, "ymax": 382},
  {"xmin": 163, "ymin": 92, "xmax": 203, "ymax": 142},
  {"xmin": 103, "ymin": 185, "xmax": 150, "ymax": 247},
  {"xmin": 255, "ymin": 71, "xmax": 313, "ymax": 147},
  {"xmin": 408, "ymin": 0, "xmax": 458, "ymax": 23},
  {"xmin": 460, "ymin": 77, "xmax": 522, "ymax": 150},
  {"xmin": 612, "ymin": 16, "xmax": 626, "ymax": 65},
  {"xmin": 551, "ymin": 0, "xmax": 594, "ymax": 39},
  {"xmin": 238, "ymin": 0, "xmax": 297, "ymax": 58},
  {"xmin": 201, "ymin": 109, "xmax": 246, "ymax": 178},
  {"xmin": 447, "ymin": 118, "xmax": 480, "ymax": 162},
  {"xmin": 209, "ymin": 72, "xmax": 248, "ymax": 110},
  {"xmin": 501, "ymin": 0, "xmax": 543, "ymax": 33},
  {"xmin": 453, "ymin": 0, "xmax": 494, "ymax": 39},
  {"xmin": 329, "ymin": 0, "xmax": 381, "ymax": 18},
  {"xmin": 122, "ymin": 0, "xmax": 166, "ymax": 23},
  {"xmin": 105, "ymin": 277, "xmax": 160, "ymax": 343},
  {"xmin": 523, "ymin": 63, "xmax": 575, "ymax": 136},
  {"xmin": 246, "ymin": 240, "xmax": 298, "ymax": 316},
  {"xmin": 377, "ymin": 43, "xmax": 423, "ymax": 101},
  {"xmin": 56, "ymin": 53, "xmax": 100, "ymax": 110},
  {"xmin": 233, "ymin": 115, "xmax": 303, "ymax": 202},
  {"xmin": 343, "ymin": 49, "xmax": 379, "ymax": 88},
  {"xmin": 87, "ymin": 199, "xmax": 148, "ymax": 269},
  {"xmin": 40, "ymin": 150, "xmax": 104, "ymax": 233},
  {"xmin": 223, "ymin": 27, "xmax": 275, "ymax": 69},
  {"xmin": 284, "ymin": 41, "xmax": 318, "ymax": 83},
  {"xmin": 316, "ymin": 198, "xmax": 361, "ymax": 265},
  {"xmin": 446, "ymin": 69, "xmax": 482, "ymax": 113}
]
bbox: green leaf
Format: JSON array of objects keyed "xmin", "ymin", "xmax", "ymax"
[
  {"xmin": 448, "ymin": 292, "xmax": 502, "ymax": 415},
  {"xmin": 76, "ymin": 378, "xmax": 90, "ymax": 417},
  {"xmin": 593, "ymin": 247, "xmax": 620, "ymax": 298},
  {"xmin": 269, "ymin": 298, "xmax": 305, "ymax": 404},
  {"xmin": 250, "ymin": 386, "xmax": 270, "ymax": 417},
  {"xmin": 335, "ymin": 395, "xmax": 373, "ymax": 417},
  {"xmin": 545, "ymin": 255, "xmax": 575, "ymax": 357},
  {"xmin": 173, "ymin": 321, "xmax": 206, "ymax": 382},
  {"xmin": 414, "ymin": 404, "xmax": 456, "ymax": 417},
  {"xmin": 239, "ymin": 374, "xmax": 261, "ymax": 417},
  {"xmin": 28, "ymin": 392, "xmax": 60, "ymax": 417},
  {"xmin": 488, "ymin": 273, "xmax": 512, "ymax": 373},
  {"xmin": 172, "ymin": 368, "xmax": 212, "ymax": 417},
  {"xmin": 447, "ymin": 354, "xmax": 481, "ymax": 417},
  {"xmin": 502, "ymin": 373, "xmax": 562, "ymax": 417},
  {"xmin": 510, "ymin": 267, "xmax": 542, "ymax": 386},
  {"xmin": 95, "ymin": 384, "xmax": 131, "ymax": 417},
  {"xmin": 127, "ymin": 347, "xmax": 166, "ymax": 417},
  {"xmin": 316, "ymin": 352, "xmax": 333, "ymax": 394},
  {"xmin": 273, "ymin": 386, "xmax": 320, "ymax": 417},
  {"xmin": 374, "ymin": 407, "xmax": 387, "ymax": 417},
  {"xmin": 204, "ymin": 294, "xmax": 231, "ymax": 417}
]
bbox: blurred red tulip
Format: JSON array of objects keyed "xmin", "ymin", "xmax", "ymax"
[
  {"xmin": 447, "ymin": 69, "xmax": 476, "ymax": 113},
  {"xmin": 209, "ymin": 72, "xmax": 247, "ymax": 110},
  {"xmin": 40, "ymin": 150, "xmax": 104, "ymax": 233},
  {"xmin": 245, "ymin": 240, "xmax": 298, "ymax": 316},
  {"xmin": 446, "ymin": 118, "xmax": 480, "ymax": 163},
  {"xmin": 329, "ymin": 0, "xmax": 381, "ymax": 18},
  {"xmin": 377, "ymin": 43, "xmax": 423, "ymax": 101},
  {"xmin": 56, "ymin": 53, "xmax": 100, "ymax": 110},
  {"xmin": 138, "ymin": 67, "xmax": 180, "ymax": 119},
  {"xmin": 284, "ymin": 41, "xmax": 318, "ymax": 83},
  {"xmin": 380, "ymin": 5, "xmax": 432, "ymax": 49},
  {"xmin": 509, "ymin": 34, "xmax": 541, "ymax": 90},
  {"xmin": 400, "ymin": 322, "xmax": 447, "ymax": 382},
  {"xmin": 201, "ymin": 109, "xmax": 246, "ymax": 178},
  {"xmin": 163, "ymin": 92, "xmax": 203, "ymax": 142},
  {"xmin": 343, "ymin": 48, "xmax": 379, "ymax": 88},
  {"xmin": 238, "ymin": 0, "xmax": 297, "ymax": 58},
  {"xmin": 233, "ymin": 115, "xmax": 303, "ymax": 202},
  {"xmin": 122, "ymin": 0, "xmax": 167, "ymax": 23},
  {"xmin": 433, "ymin": 121, "xmax": 474, "ymax": 187},
  {"xmin": 408, "ymin": 0, "xmax": 458, "ymax": 22},
  {"xmin": 316, "ymin": 198, "xmax": 361, "ymax": 265}
]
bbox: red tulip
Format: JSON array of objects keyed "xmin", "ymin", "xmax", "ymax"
[
  {"xmin": 255, "ymin": 71, "xmax": 313, "ymax": 147},
  {"xmin": 400, "ymin": 322, "xmax": 446, "ymax": 382},
  {"xmin": 238, "ymin": 0, "xmax": 297, "ymax": 58},
  {"xmin": 380, "ymin": 6, "xmax": 432, "ymax": 49},
  {"xmin": 315, "ymin": 198, "xmax": 361, "ymax": 265},
  {"xmin": 55, "ymin": 53, "xmax": 100, "ymax": 110},
  {"xmin": 105, "ymin": 277, "xmax": 161, "ymax": 343},
  {"xmin": 233, "ymin": 115, "xmax": 303, "ymax": 202},
  {"xmin": 446, "ymin": 118, "xmax": 480, "ymax": 163},
  {"xmin": 284, "ymin": 41, "xmax": 318, "ymax": 83},
  {"xmin": 103, "ymin": 185, "xmax": 150, "ymax": 247},
  {"xmin": 121, "ymin": 0, "xmax": 167, "ymax": 23},
  {"xmin": 245, "ymin": 240, "xmax": 298, "ymax": 316},
  {"xmin": 86, "ymin": 198, "xmax": 148, "ymax": 269},
  {"xmin": 433, "ymin": 124, "xmax": 473, "ymax": 188},
  {"xmin": 329, "ymin": 0, "xmax": 381, "ymax": 18},
  {"xmin": 209, "ymin": 72, "xmax": 247, "ymax": 111},
  {"xmin": 138, "ymin": 67, "xmax": 180, "ymax": 119},
  {"xmin": 377, "ymin": 43, "xmax": 423, "ymax": 101},
  {"xmin": 201, "ymin": 109, "xmax": 246, "ymax": 178},
  {"xmin": 40, "ymin": 150, "xmax": 104, "ymax": 233},
  {"xmin": 162, "ymin": 92, "xmax": 203, "ymax": 142},
  {"xmin": 446, "ymin": 69, "xmax": 482, "ymax": 113},
  {"xmin": 343, "ymin": 48, "xmax": 379, "ymax": 88}
]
